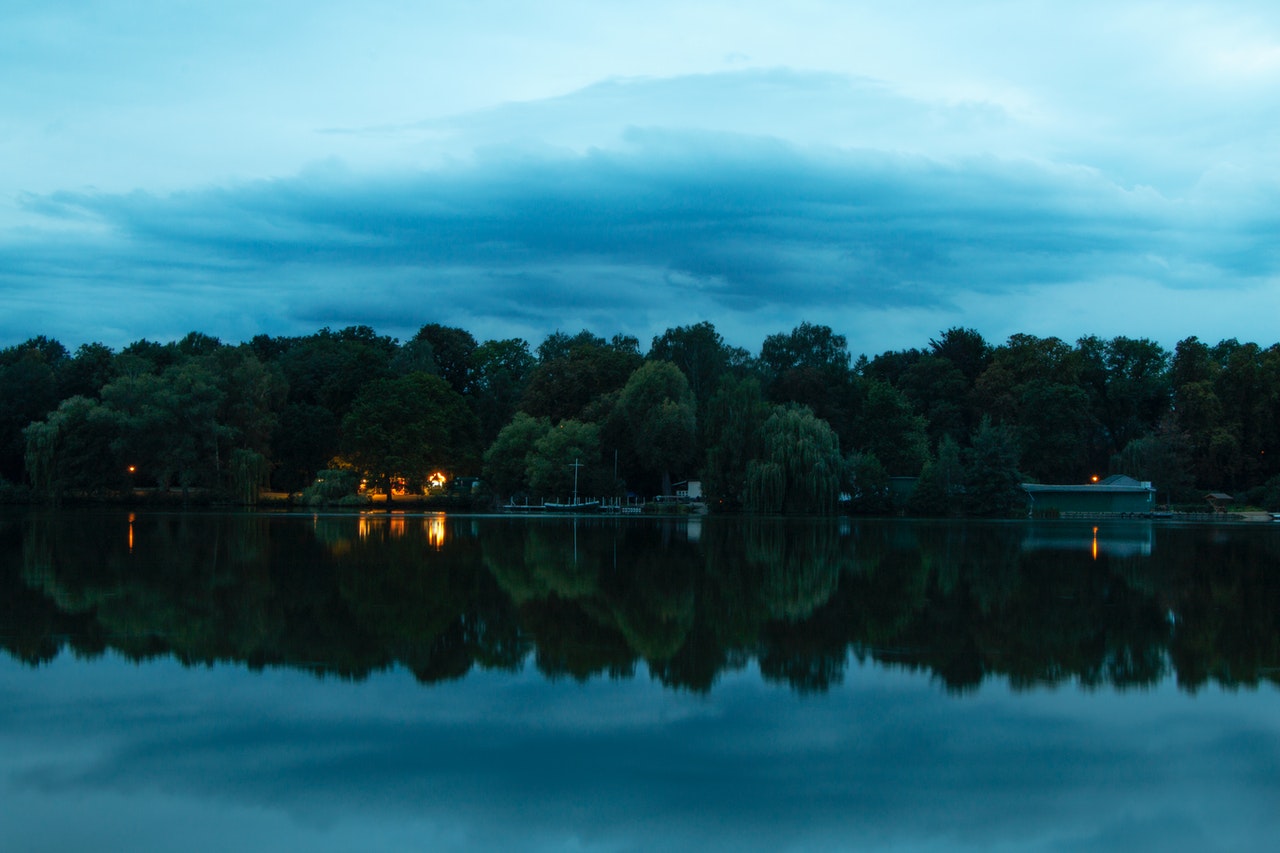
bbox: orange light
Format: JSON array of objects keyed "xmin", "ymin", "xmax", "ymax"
[
  {"xmin": 1091, "ymin": 475, "xmax": 1099, "ymax": 483},
  {"xmin": 427, "ymin": 514, "xmax": 446, "ymax": 549},
  {"xmin": 127, "ymin": 465, "xmax": 136, "ymax": 473}
]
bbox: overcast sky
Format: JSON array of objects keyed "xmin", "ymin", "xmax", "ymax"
[{"xmin": 4, "ymin": 1, "xmax": 1280, "ymax": 356}]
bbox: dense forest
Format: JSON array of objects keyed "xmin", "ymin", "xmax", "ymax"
[{"xmin": 2, "ymin": 321, "xmax": 1279, "ymax": 513}]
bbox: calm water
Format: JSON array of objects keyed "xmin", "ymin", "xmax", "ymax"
[{"xmin": 2, "ymin": 510, "xmax": 1279, "ymax": 851}]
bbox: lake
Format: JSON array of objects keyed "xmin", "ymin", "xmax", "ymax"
[{"xmin": 2, "ymin": 509, "xmax": 1279, "ymax": 851}]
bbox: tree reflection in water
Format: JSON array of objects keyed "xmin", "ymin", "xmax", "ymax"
[{"xmin": 3, "ymin": 510, "xmax": 1279, "ymax": 695}]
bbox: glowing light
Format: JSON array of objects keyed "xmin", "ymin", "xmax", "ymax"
[
  {"xmin": 427, "ymin": 514, "xmax": 446, "ymax": 549},
  {"xmin": 1091, "ymin": 475, "xmax": 1099, "ymax": 483},
  {"xmin": 127, "ymin": 465, "xmax": 136, "ymax": 473},
  {"xmin": 428, "ymin": 471, "xmax": 447, "ymax": 489},
  {"xmin": 1092, "ymin": 526, "xmax": 1098, "ymax": 561}
]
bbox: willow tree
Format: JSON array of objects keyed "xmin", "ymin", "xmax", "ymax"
[{"xmin": 745, "ymin": 406, "xmax": 842, "ymax": 514}]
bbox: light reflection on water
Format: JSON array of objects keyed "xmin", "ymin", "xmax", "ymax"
[{"xmin": 2, "ymin": 511, "xmax": 1280, "ymax": 850}]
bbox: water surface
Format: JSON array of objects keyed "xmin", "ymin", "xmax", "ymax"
[{"xmin": 2, "ymin": 510, "xmax": 1278, "ymax": 850}]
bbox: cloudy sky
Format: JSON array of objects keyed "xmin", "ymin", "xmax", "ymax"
[{"xmin": 4, "ymin": 1, "xmax": 1280, "ymax": 356}]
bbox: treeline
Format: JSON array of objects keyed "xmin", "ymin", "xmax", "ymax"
[{"xmin": 3, "ymin": 322, "xmax": 1280, "ymax": 513}]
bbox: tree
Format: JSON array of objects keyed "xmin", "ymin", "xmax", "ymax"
[
  {"xmin": 844, "ymin": 450, "xmax": 890, "ymax": 515},
  {"xmin": 412, "ymin": 324, "xmax": 478, "ymax": 395},
  {"xmin": 616, "ymin": 362, "xmax": 697, "ymax": 496},
  {"xmin": 471, "ymin": 338, "xmax": 536, "ymax": 443},
  {"xmin": 649, "ymin": 321, "xmax": 744, "ymax": 405},
  {"xmin": 341, "ymin": 372, "xmax": 480, "ymax": 499},
  {"xmin": 909, "ymin": 436, "xmax": 965, "ymax": 516},
  {"xmin": 855, "ymin": 380, "xmax": 930, "ymax": 476},
  {"xmin": 1015, "ymin": 379, "xmax": 1095, "ymax": 483},
  {"xmin": 272, "ymin": 403, "xmax": 340, "ymax": 493},
  {"xmin": 0, "ymin": 338, "xmax": 67, "ymax": 482},
  {"xmin": 760, "ymin": 323, "xmax": 858, "ymax": 445},
  {"xmin": 483, "ymin": 412, "xmax": 551, "ymax": 501},
  {"xmin": 277, "ymin": 326, "xmax": 396, "ymax": 418},
  {"xmin": 1075, "ymin": 335, "xmax": 1171, "ymax": 462},
  {"xmin": 522, "ymin": 331, "xmax": 643, "ymax": 422},
  {"xmin": 928, "ymin": 327, "xmax": 992, "ymax": 384},
  {"xmin": 745, "ymin": 406, "xmax": 842, "ymax": 514},
  {"xmin": 1111, "ymin": 423, "xmax": 1194, "ymax": 504},
  {"xmin": 526, "ymin": 420, "xmax": 604, "ymax": 500},
  {"xmin": 965, "ymin": 416, "xmax": 1023, "ymax": 517},
  {"xmin": 24, "ymin": 396, "xmax": 123, "ymax": 499},
  {"xmin": 58, "ymin": 342, "xmax": 117, "ymax": 400},
  {"xmin": 702, "ymin": 376, "xmax": 770, "ymax": 510},
  {"xmin": 759, "ymin": 322, "xmax": 850, "ymax": 380}
]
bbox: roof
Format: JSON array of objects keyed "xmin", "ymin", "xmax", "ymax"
[
  {"xmin": 1100, "ymin": 474, "xmax": 1143, "ymax": 487},
  {"xmin": 1022, "ymin": 481, "xmax": 1155, "ymax": 494}
]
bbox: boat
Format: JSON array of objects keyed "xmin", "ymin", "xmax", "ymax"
[
  {"xmin": 543, "ymin": 499, "xmax": 601, "ymax": 513},
  {"xmin": 541, "ymin": 457, "xmax": 601, "ymax": 512}
]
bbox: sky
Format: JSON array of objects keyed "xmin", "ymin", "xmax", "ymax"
[{"xmin": 4, "ymin": 1, "xmax": 1280, "ymax": 357}]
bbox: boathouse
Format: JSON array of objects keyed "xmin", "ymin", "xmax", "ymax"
[{"xmin": 1022, "ymin": 474, "xmax": 1156, "ymax": 517}]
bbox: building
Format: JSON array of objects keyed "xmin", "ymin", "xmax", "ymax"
[
  {"xmin": 672, "ymin": 480, "xmax": 702, "ymax": 501},
  {"xmin": 1022, "ymin": 475, "xmax": 1156, "ymax": 517}
]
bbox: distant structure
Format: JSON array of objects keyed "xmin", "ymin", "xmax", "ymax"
[
  {"xmin": 672, "ymin": 480, "xmax": 702, "ymax": 501},
  {"xmin": 1022, "ymin": 475, "xmax": 1156, "ymax": 517}
]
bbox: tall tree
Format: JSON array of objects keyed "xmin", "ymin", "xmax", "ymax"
[
  {"xmin": 341, "ymin": 372, "xmax": 480, "ymax": 500},
  {"xmin": 649, "ymin": 321, "xmax": 746, "ymax": 405},
  {"xmin": 522, "ymin": 331, "xmax": 642, "ymax": 423},
  {"xmin": 745, "ymin": 406, "xmax": 842, "ymax": 515},
  {"xmin": 471, "ymin": 338, "xmax": 535, "ymax": 443},
  {"xmin": 702, "ymin": 376, "xmax": 770, "ymax": 510},
  {"xmin": 412, "ymin": 324, "xmax": 477, "ymax": 395},
  {"xmin": 616, "ymin": 361, "xmax": 697, "ymax": 496},
  {"xmin": 482, "ymin": 412, "xmax": 550, "ymax": 501},
  {"xmin": 965, "ymin": 416, "xmax": 1024, "ymax": 517}
]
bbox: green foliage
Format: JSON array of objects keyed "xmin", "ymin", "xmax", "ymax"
[
  {"xmin": 616, "ymin": 361, "xmax": 696, "ymax": 494},
  {"xmin": 412, "ymin": 324, "xmax": 477, "ymax": 395},
  {"xmin": 5, "ymin": 319, "xmax": 1280, "ymax": 511},
  {"xmin": 1111, "ymin": 422, "xmax": 1195, "ymax": 503},
  {"xmin": 856, "ymin": 380, "xmax": 930, "ymax": 476},
  {"xmin": 844, "ymin": 450, "xmax": 890, "ymax": 514},
  {"xmin": 522, "ymin": 330, "xmax": 643, "ymax": 423},
  {"xmin": 526, "ymin": 420, "xmax": 603, "ymax": 500},
  {"xmin": 471, "ymin": 338, "xmax": 535, "ymax": 443},
  {"xmin": 24, "ymin": 396, "xmax": 123, "ymax": 499},
  {"xmin": 341, "ymin": 372, "xmax": 480, "ymax": 498},
  {"xmin": 928, "ymin": 327, "xmax": 992, "ymax": 383},
  {"xmin": 965, "ymin": 416, "xmax": 1024, "ymax": 517},
  {"xmin": 229, "ymin": 449, "xmax": 270, "ymax": 505},
  {"xmin": 909, "ymin": 436, "xmax": 965, "ymax": 516},
  {"xmin": 745, "ymin": 406, "xmax": 842, "ymax": 514},
  {"xmin": 0, "ymin": 339, "xmax": 65, "ymax": 482},
  {"xmin": 483, "ymin": 412, "xmax": 551, "ymax": 500},
  {"xmin": 301, "ymin": 468, "xmax": 363, "ymax": 505},
  {"xmin": 649, "ymin": 321, "xmax": 747, "ymax": 404},
  {"xmin": 702, "ymin": 375, "xmax": 770, "ymax": 509}
]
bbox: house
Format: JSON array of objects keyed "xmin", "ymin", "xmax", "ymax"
[
  {"xmin": 1022, "ymin": 475, "xmax": 1156, "ymax": 517},
  {"xmin": 672, "ymin": 480, "xmax": 702, "ymax": 501},
  {"xmin": 1204, "ymin": 492, "xmax": 1235, "ymax": 513}
]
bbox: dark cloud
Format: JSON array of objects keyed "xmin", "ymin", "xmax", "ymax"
[{"xmin": 4, "ymin": 127, "xmax": 1273, "ymax": 351}]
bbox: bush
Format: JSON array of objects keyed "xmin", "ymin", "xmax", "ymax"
[{"xmin": 302, "ymin": 469, "xmax": 363, "ymax": 506}]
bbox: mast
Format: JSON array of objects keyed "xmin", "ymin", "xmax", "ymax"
[{"xmin": 570, "ymin": 457, "xmax": 583, "ymax": 505}]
